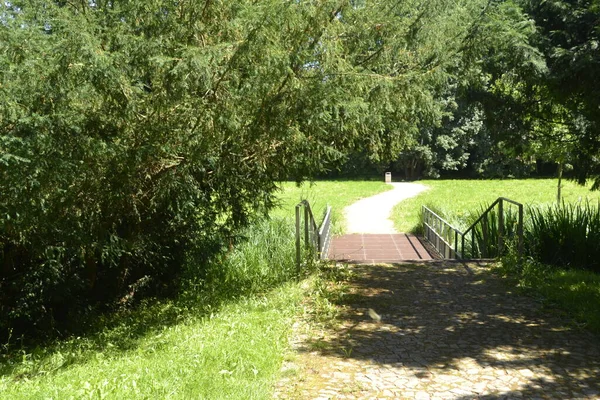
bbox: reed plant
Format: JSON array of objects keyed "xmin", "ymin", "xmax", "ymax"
[
  {"xmin": 526, "ymin": 201, "xmax": 600, "ymax": 273},
  {"xmin": 464, "ymin": 205, "xmax": 522, "ymax": 259}
]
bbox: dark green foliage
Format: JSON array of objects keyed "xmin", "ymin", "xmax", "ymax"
[
  {"xmin": 3, "ymin": 0, "xmax": 477, "ymax": 338},
  {"xmin": 520, "ymin": 0, "xmax": 600, "ymax": 187},
  {"xmin": 526, "ymin": 202, "xmax": 600, "ymax": 272}
]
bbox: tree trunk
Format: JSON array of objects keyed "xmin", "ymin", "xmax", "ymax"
[{"xmin": 557, "ymin": 161, "xmax": 563, "ymax": 204}]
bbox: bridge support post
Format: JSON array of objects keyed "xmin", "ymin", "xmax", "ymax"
[{"xmin": 498, "ymin": 199, "xmax": 505, "ymax": 255}]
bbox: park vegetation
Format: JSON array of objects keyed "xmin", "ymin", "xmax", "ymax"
[
  {"xmin": 1, "ymin": 0, "xmax": 599, "ymax": 343},
  {"xmin": 392, "ymin": 179, "xmax": 600, "ymax": 331}
]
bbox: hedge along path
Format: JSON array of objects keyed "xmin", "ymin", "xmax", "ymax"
[{"xmin": 273, "ymin": 262, "xmax": 600, "ymax": 399}]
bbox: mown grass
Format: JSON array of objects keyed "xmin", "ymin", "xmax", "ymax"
[
  {"xmin": 0, "ymin": 180, "xmax": 388, "ymax": 399},
  {"xmin": 392, "ymin": 179, "xmax": 600, "ymax": 233}
]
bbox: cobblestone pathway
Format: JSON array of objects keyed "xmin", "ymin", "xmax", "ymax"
[{"xmin": 274, "ymin": 262, "xmax": 600, "ymax": 399}]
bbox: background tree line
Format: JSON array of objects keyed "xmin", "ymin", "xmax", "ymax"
[
  {"xmin": 1, "ymin": 0, "xmax": 598, "ymax": 338},
  {"xmin": 334, "ymin": 0, "xmax": 600, "ymax": 182}
]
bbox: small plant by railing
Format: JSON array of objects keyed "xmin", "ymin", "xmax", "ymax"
[
  {"xmin": 423, "ymin": 197, "xmax": 523, "ymax": 259},
  {"xmin": 295, "ymin": 200, "xmax": 332, "ymax": 273}
]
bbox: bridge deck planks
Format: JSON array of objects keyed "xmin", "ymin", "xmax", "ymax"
[{"xmin": 328, "ymin": 233, "xmax": 434, "ymax": 263}]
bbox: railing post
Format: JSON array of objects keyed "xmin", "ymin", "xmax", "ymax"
[
  {"xmin": 454, "ymin": 230, "xmax": 458, "ymax": 259},
  {"xmin": 304, "ymin": 204, "xmax": 309, "ymax": 247},
  {"xmin": 498, "ymin": 199, "xmax": 504, "ymax": 256},
  {"xmin": 295, "ymin": 204, "xmax": 301, "ymax": 275},
  {"xmin": 518, "ymin": 203, "xmax": 524, "ymax": 258}
]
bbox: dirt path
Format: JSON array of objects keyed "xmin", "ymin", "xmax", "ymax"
[
  {"xmin": 274, "ymin": 262, "xmax": 600, "ymax": 399},
  {"xmin": 344, "ymin": 182, "xmax": 427, "ymax": 234}
]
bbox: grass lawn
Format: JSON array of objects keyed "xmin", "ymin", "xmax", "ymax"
[
  {"xmin": 391, "ymin": 179, "xmax": 600, "ymax": 233},
  {"xmin": 0, "ymin": 285, "xmax": 304, "ymax": 399},
  {"xmin": 273, "ymin": 180, "xmax": 392, "ymax": 233}
]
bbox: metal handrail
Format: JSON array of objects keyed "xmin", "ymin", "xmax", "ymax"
[
  {"xmin": 422, "ymin": 206, "xmax": 464, "ymax": 259},
  {"xmin": 318, "ymin": 206, "xmax": 332, "ymax": 260},
  {"xmin": 295, "ymin": 200, "xmax": 332, "ymax": 273},
  {"xmin": 423, "ymin": 197, "xmax": 524, "ymax": 260}
]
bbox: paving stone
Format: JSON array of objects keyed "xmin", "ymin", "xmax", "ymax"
[{"xmin": 273, "ymin": 262, "xmax": 600, "ymax": 399}]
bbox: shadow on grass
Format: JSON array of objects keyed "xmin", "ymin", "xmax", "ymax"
[
  {"xmin": 298, "ymin": 261, "xmax": 600, "ymax": 398},
  {"xmin": 0, "ymin": 263, "xmax": 294, "ymax": 380},
  {"xmin": 0, "ymin": 288, "xmax": 210, "ymax": 378},
  {"xmin": 1, "ymin": 215, "xmax": 300, "ymax": 380}
]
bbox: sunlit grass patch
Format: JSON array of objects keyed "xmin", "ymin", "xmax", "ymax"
[
  {"xmin": 392, "ymin": 179, "xmax": 600, "ymax": 233},
  {"xmin": 0, "ymin": 283, "xmax": 304, "ymax": 399}
]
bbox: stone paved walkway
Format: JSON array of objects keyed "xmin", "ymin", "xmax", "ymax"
[{"xmin": 274, "ymin": 262, "xmax": 600, "ymax": 399}]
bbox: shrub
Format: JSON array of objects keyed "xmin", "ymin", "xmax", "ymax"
[{"xmin": 526, "ymin": 202, "xmax": 600, "ymax": 272}]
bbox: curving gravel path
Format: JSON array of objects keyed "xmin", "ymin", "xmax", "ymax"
[{"xmin": 344, "ymin": 183, "xmax": 428, "ymax": 234}]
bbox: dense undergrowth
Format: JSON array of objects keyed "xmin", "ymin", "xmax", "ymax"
[
  {"xmin": 0, "ymin": 215, "xmax": 305, "ymax": 398},
  {"xmin": 0, "ymin": 180, "xmax": 384, "ymax": 398}
]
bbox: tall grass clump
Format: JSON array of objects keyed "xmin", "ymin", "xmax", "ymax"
[
  {"xmin": 465, "ymin": 205, "xmax": 522, "ymax": 258},
  {"xmin": 184, "ymin": 217, "xmax": 298, "ymax": 301},
  {"xmin": 526, "ymin": 201, "xmax": 600, "ymax": 273}
]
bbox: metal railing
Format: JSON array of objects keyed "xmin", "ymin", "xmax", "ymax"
[
  {"xmin": 423, "ymin": 207, "xmax": 463, "ymax": 259},
  {"xmin": 295, "ymin": 200, "xmax": 332, "ymax": 273},
  {"xmin": 422, "ymin": 197, "xmax": 523, "ymax": 259}
]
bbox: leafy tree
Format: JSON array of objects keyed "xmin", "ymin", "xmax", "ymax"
[
  {"xmin": 0, "ymin": 0, "xmax": 491, "ymax": 337},
  {"xmin": 519, "ymin": 0, "xmax": 600, "ymax": 187}
]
